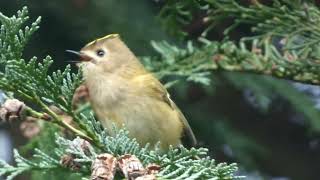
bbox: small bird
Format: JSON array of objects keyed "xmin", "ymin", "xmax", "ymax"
[{"xmin": 68, "ymin": 34, "xmax": 196, "ymax": 150}]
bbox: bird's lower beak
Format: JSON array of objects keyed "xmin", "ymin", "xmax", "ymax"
[{"xmin": 66, "ymin": 50, "xmax": 91, "ymax": 62}]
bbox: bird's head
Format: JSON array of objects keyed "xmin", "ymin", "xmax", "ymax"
[{"xmin": 67, "ymin": 34, "xmax": 140, "ymax": 74}]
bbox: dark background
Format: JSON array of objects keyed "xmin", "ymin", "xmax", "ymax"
[{"xmin": 1, "ymin": 1, "xmax": 320, "ymax": 179}]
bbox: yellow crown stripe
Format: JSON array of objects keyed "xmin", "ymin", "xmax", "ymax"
[{"xmin": 85, "ymin": 34, "xmax": 119, "ymax": 47}]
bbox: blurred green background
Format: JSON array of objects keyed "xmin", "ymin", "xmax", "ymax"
[{"xmin": 1, "ymin": 1, "xmax": 320, "ymax": 179}]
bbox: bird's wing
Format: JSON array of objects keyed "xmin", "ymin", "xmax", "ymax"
[
  {"xmin": 134, "ymin": 74, "xmax": 197, "ymax": 147},
  {"xmin": 169, "ymin": 99, "xmax": 197, "ymax": 147}
]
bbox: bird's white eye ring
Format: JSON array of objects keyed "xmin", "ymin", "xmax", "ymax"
[{"xmin": 96, "ymin": 49, "xmax": 105, "ymax": 57}]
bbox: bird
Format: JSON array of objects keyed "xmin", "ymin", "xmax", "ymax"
[{"xmin": 67, "ymin": 34, "xmax": 196, "ymax": 150}]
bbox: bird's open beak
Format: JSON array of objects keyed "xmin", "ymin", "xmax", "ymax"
[{"xmin": 66, "ymin": 50, "xmax": 91, "ymax": 62}]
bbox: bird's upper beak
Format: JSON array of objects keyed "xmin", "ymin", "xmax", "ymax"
[{"xmin": 66, "ymin": 50, "xmax": 91, "ymax": 62}]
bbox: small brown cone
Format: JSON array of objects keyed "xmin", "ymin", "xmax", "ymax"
[
  {"xmin": 118, "ymin": 154, "xmax": 146, "ymax": 180},
  {"xmin": 146, "ymin": 164, "xmax": 160, "ymax": 175},
  {"xmin": 60, "ymin": 154, "xmax": 81, "ymax": 171},
  {"xmin": 20, "ymin": 117, "xmax": 41, "ymax": 138},
  {"xmin": 0, "ymin": 99, "xmax": 25, "ymax": 122},
  {"xmin": 91, "ymin": 153, "xmax": 117, "ymax": 180},
  {"xmin": 135, "ymin": 174, "xmax": 157, "ymax": 180},
  {"xmin": 70, "ymin": 137, "xmax": 93, "ymax": 156}
]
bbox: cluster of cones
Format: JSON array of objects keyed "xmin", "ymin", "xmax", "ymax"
[{"xmin": 61, "ymin": 138, "xmax": 161, "ymax": 180}]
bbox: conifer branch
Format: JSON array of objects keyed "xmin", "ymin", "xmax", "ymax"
[
  {"xmin": 157, "ymin": 0, "xmax": 320, "ymax": 86},
  {"xmin": 0, "ymin": 6, "xmax": 240, "ymax": 180}
]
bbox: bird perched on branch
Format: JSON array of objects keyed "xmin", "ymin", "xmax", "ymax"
[{"xmin": 67, "ymin": 34, "xmax": 196, "ymax": 150}]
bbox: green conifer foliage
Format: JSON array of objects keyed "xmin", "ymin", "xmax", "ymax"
[{"xmin": 0, "ymin": 7, "xmax": 240, "ymax": 180}]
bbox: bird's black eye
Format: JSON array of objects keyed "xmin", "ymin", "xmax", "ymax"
[{"xmin": 96, "ymin": 49, "xmax": 105, "ymax": 57}]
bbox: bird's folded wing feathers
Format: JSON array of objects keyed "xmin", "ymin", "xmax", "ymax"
[{"xmin": 134, "ymin": 74, "xmax": 197, "ymax": 147}]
